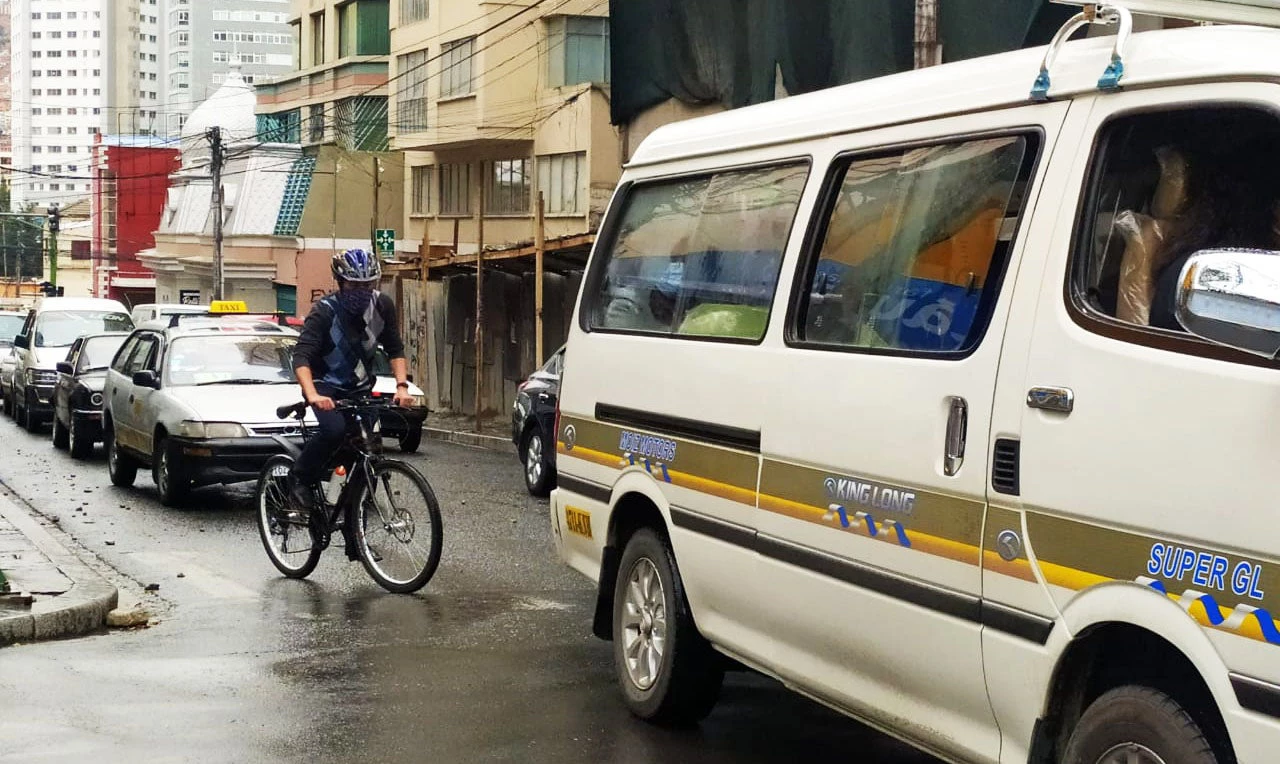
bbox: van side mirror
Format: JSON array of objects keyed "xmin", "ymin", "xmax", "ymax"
[
  {"xmin": 56, "ymin": 361, "xmax": 73, "ymax": 375},
  {"xmin": 132, "ymin": 370, "xmax": 160, "ymax": 389},
  {"xmin": 1176, "ymin": 249, "xmax": 1280, "ymax": 358},
  {"xmin": 14, "ymin": 335, "xmax": 29, "ymax": 349}
]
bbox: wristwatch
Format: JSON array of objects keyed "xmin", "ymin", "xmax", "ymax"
[{"xmin": 396, "ymin": 381, "xmax": 409, "ymax": 389}]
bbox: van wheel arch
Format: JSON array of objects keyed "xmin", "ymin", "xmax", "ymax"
[
  {"xmin": 592, "ymin": 492, "xmax": 669, "ymax": 641},
  {"xmin": 1031, "ymin": 622, "xmax": 1236, "ymax": 764}
]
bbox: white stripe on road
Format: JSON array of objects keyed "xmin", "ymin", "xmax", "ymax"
[{"xmin": 127, "ymin": 552, "xmax": 261, "ymax": 601}]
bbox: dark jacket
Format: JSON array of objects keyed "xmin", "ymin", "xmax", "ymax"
[{"xmin": 292, "ymin": 292, "xmax": 405, "ymax": 395}]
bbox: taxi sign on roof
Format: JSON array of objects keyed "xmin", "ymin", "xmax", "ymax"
[{"xmin": 209, "ymin": 300, "xmax": 248, "ymax": 313}]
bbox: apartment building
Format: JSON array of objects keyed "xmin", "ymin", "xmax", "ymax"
[
  {"xmin": 387, "ymin": 0, "xmax": 618, "ymax": 415},
  {"xmin": 256, "ymin": 0, "xmax": 391, "ymax": 150},
  {"xmin": 165, "ymin": 0, "xmax": 295, "ymax": 133}
]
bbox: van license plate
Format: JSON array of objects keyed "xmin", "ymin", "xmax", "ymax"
[{"xmin": 565, "ymin": 507, "xmax": 593, "ymax": 539}]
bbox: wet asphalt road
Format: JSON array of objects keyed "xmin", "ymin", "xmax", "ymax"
[{"xmin": 0, "ymin": 414, "xmax": 937, "ymax": 763}]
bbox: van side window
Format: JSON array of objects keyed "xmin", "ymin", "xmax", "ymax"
[
  {"xmin": 586, "ymin": 162, "xmax": 809, "ymax": 342},
  {"xmin": 794, "ymin": 135, "xmax": 1035, "ymax": 354},
  {"xmin": 1075, "ymin": 108, "xmax": 1280, "ymax": 332}
]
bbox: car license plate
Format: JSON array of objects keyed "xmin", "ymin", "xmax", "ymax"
[{"xmin": 564, "ymin": 506, "xmax": 592, "ymax": 539}]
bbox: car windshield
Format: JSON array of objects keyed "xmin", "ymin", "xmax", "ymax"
[
  {"xmin": 165, "ymin": 335, "xmax": 298, "ymax": 387},
  {"xmin": 34, "ymin": 311, "xmax": 133, "ymax": 347},
  {"xmin": 78, "ymin": 335, "xmax": 128, "ymax": 372},
  {"xmin": 0, "ymin": 315, "xmax": 25, "ymax": 345}
]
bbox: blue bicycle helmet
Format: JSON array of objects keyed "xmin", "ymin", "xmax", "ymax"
[{"xmin": 331, "ymin": 247, "xmax": 381, "ymax": 283}]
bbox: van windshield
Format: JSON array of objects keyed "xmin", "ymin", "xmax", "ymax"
[{"xmin": 34, "ymin": 311, "xmax": 133, "ymax": 347}]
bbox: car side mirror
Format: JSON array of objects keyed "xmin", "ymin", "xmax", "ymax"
[
  {"xmin": 14, "ymin": 335, "xmax": 29, "ymax": 349},
  {"xmin": 1176, "ymin": 249, "xmax": 1280, "ymax": 358},
  {"xmin": 56, "ymin": 362, "xmax": 73, "ymax": 375},
  {"xmin": 132, "ymin": 370, "xmax": 160, "ymax": 389}
]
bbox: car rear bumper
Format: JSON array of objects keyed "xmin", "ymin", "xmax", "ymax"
[{"xmin": 171, "ymin": 435, "xmax": 302, "ymax": 484}]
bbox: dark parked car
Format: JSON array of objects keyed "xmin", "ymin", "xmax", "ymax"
[
  {"xmin": 370, "ymin": 347, "xmax": 427, "ymax": 453},
  {"xmin": 512, "ymin": 346, "xmax": 563, "ymax": 496},
  {"xmin": 52, "ymin": 332, "xmax": 130, "ymax": 458}
]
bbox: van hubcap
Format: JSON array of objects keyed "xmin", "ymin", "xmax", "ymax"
[
  {"xmin": 620, "ymin": 558, "xmax": 667, "ymax": 691},
  {"xmin": 1096, "ymin": 743, "xmax": 1166, "ymax": 764}
]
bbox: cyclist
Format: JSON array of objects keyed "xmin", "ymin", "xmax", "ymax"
[{"xmin": 290, "ymin": 248, "xmax": 414, "ymax": 557}]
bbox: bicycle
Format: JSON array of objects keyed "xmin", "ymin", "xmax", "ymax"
[{"xmin": 255, "ymin": 397, "xmax": 443, "ymax": 593}]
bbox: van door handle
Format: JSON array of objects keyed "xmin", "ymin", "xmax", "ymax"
[
  {"xmin": 1027, "ymin": 386, "xmax": 1074, "ymax": 414},
  {"xmin": 944, "ymin": 396, "xmax": 967, "ymax": 477}
]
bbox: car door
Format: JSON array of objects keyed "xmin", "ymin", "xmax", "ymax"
[
  {"xmin": 752, "ymin": 103, "xmax": 1067, "ymax": 763},
  {"xmin": 55, "ymin": 338, "xmax": 84, "ymax": 425},
  {"xmin": 110, "ymin": 332, "xmax": 158, "ymax": 454},
  {"xmin": 1013, "ymin": 86, "xmax": 1280, "ymax": 717},
  {"xmin": 133, "ymin": 333, "xmax": 166, "ymax": 458}
]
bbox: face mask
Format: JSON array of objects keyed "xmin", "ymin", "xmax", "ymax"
[{"xmin": 337, "ymin": 286, "xmax": 375, "ymax": 316}]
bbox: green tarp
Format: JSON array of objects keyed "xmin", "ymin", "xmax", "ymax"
[{"xmin": 609, "ymin": 0, "xmax": 1073, "ymax": 125}]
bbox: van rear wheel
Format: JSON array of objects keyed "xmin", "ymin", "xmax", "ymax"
[
  {"xmin": 612, "ymin": 528, "xmax": 723, "ymax": 726},
  {"xmin": 1062, "ymin": 686, "xmax": 1219, "ymax": 764}
]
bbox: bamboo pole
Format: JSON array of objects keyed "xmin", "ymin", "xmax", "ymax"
[
  {"xmin": 534, "ymin": 192, "xmax": 546, "ymax": 366},
  {"xmin": 474, "ymin": 164, "xmax": 485, "ymax": 433}
]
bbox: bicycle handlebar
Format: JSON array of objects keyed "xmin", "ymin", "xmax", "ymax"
[{"xmin": 275, "ymin": 397, "xmax": 410, "ymax": 420}]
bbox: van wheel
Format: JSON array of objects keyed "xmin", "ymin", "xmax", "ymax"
[
  {"xmin": 106, "ymin": 421, "xmax": 138, "ymax": 488},
  {"xmin": 1063, "ymin": 686, "xmax": 1219, "ymax": 764},
  {"xmin": 613, "ymin": 528, "xmax": 723, "ymax": 726}
]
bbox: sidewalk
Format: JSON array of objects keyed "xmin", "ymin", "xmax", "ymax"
[
  {"xmin": 0, "ymin": 489, "xmax": 117, "ymax": 646},
  {"xmin": 424, "ymin": 411, "xmax": 514, "ymax": 453}
]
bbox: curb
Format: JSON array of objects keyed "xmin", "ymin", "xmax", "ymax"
[
  {"xmin": 0, "ymin": 490, "xmax": 118, "ymax": 646},
  {"xmin": 424, "ymin": 427, "xmax": 513, "ymax": 454}
]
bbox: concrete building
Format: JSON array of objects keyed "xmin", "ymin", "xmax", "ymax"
[
  {"xmin": 9, "ymin": 0, "xmax": 163, "ymax": 209},
  {"xmin": 255, "ymin": 0, "xmax": 390, "ymax": 151},
  {"xmin": 164, "ymin": 0, "xmax": 295, "ymax": 135},
  {"xmin": 144, "ymin": 68, "xmax": 402, "ymax": 315},
  {"xmin": 386, "ymin": 0, "xmax": 619, "ymax": 416}
]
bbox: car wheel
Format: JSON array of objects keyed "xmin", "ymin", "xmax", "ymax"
[
  {"xmin": 22, "ymin": 388, "xmax": 42, "ymax": 433},
  {"xmin": 52, "ymin": 414, "xmax": 69, "ymax": 449},
  {"xmin": 613, "ymin": 528, "xmax": 723, "ymax": 726},
  {"xmin": 2, "ymin": 384, "xmax": 11, "ymax": 417},
  {"xmin": 398, "ymin": 422, "xmax": 423, "ymax": 453},
  {"xmin": 68, "ymin": 415, "xmax": 93, "ymax": 459},
  {"xmin": 153, "ymin": 437, "xmax": 190, "ymax": 507},
  {"xmin": 522, "ymin": 427, "xmax": 554, "ymax": 497},
  {"xmin": 106, "ymin": 421, "xmax": 138, "ymax": 488},
  {"xmin": 1062, "ymin": 686, "xmax": 1220, "ymax": 764}
]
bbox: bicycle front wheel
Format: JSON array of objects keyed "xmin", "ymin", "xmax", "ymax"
[
  {"xmin": 257, "ymin": 455, "xmax": 321, "ymax": 579},
  {"xmin": 353, "ymin": 459, "xmax": 443, "ymax": 593}
]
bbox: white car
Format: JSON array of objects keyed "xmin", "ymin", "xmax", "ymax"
[
  {"xmin": 129, "ymin": 303, "xmax": 211, "ymax": 325},
  {"xmin": 102, "ymin": 317, "xmax": 313, "ymax": 506}
]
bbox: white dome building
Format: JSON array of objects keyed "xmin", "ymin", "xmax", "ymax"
[{"xmin": 180, "ymin": 67, "xmax": 261, "ymax": 168}]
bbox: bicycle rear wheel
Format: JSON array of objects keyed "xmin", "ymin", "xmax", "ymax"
[
  {"xmin": 257, "ymin": 455, "xmax": 321, "ymax": 579},
  {"xmin": 353, "ymin": 459, "xmax": 442, "ymax": 593}
]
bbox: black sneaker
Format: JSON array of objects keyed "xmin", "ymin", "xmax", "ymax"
[{"xmin": 290, "ymin": 479, "xmax": 319, "ymax": 510}]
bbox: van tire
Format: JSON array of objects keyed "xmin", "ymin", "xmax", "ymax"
[
  {"xmin": 1062, "ymin": 685, "xmax": 1219, "ymax": 764},
  {"xmin": 612, "ymin": 528, "xmax": 723, "ymax": 726}
]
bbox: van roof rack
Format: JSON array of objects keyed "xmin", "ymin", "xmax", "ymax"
[{"xmin": 1051, "ymin": 1, "xmax": 1280, "ymax": 27}]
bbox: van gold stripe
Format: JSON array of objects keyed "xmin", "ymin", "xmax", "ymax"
[
  {"xmin": 759, "ymin": 491, "xmax": 982, "ymax": 567},
  {"xmin": 981, "ymin": 550, "xmax": 1037, "ymax": 583},
  {"xmin": 559, "ymin": 442, "xmax": 757, "ymax": 506}
]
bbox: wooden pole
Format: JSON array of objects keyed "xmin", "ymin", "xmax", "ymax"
[
  {"xmin": 474, "ymin": 163, "xmax": 485, "ymax": 433},
  {"xmin": 534, "ymin": 192, "xmax": 545, "ymax": 366},
  {"xmin": 418, "ymin": 218, "xmax": 430, "ymax": 395}
]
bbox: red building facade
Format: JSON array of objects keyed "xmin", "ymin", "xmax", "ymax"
[{"xmin": 91, "ymin": 136, "xmax": 180, "ymax": 306}]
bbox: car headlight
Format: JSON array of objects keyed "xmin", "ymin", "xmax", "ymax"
[
  {"xmin": 90, "ymin": 392, "xmax": 104, "ymax": 407},
  {"xmin": 177, "ymin": 421, "xmax": 247, "ymax": 439},
  {"xmin": 26, "ymin": 369, "xmax": 57, "ymax": 386}
]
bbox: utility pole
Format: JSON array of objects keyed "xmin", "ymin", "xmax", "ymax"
[
  {"xmin": 209, "ymin": 126, "xmax": 225, "ymax": 300},
  {"xmin": 46, "ymin": 204, "xmax": 59, "ymax": 288},
  {"xmin": 535, "ymin": 192, "xmax": 545, "ymax": 366},
  {"xmin": 474, "ymin": 166, "xmax": 485, "ymax": 433},
  {"xmin": 371, "ymin": 155, "xmax": 381, "ymax": 248},
  {"xmin": 915, "ymin": 0, "xmax": 942, "ymax": 69}
]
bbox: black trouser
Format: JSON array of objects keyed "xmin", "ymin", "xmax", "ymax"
[{"xmin": 293, "ymin": 384, "xmax": 347, "ymax": 487}]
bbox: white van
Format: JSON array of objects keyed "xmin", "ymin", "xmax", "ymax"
[
  {"xmin": 10, "ymin": 297, "xmax": 133, "ymax": 432},
  {"xmin": 551, "ymin": 3, "xmax": 1280, "ymax": 762}
]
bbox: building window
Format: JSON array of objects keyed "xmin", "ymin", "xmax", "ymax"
[
  {"xmin": 310, "ymin": 12, "xmax": 325, "ymax": 66},
  {"xmin": 338, "ymin": 3, "xmax": 354, "ymax": 58},
  {"xmin": 439, "ymin": 163, "xmax": 471, "ymax": 216},
  {"xmin": 411, "ymin": 166, "xmax": 431, "ymax": 215},
  {"xmin": 308, "ymin": 104, "xmax": 325, "ymax": 143},
  {"xmin": 440, "ymin": 38, "xmax": 474, "ymax": 98},
  {"xmin": 547, "ymin": 16, "xmax": 610, "ymax": 87},
  {"xmin": 175, "ymin": 10, "xmax": 189, "ymax": 25},
  {"xmin": 396, "ymin": 49, "xmax": 429, "ymax": 131},
  {"xmin": 485, "ymin": 159, "xmax": 531, "ymax": 215},
  {"xmin": 400, "ymin": 0, "xmax": 428, "ymax": 25}
]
